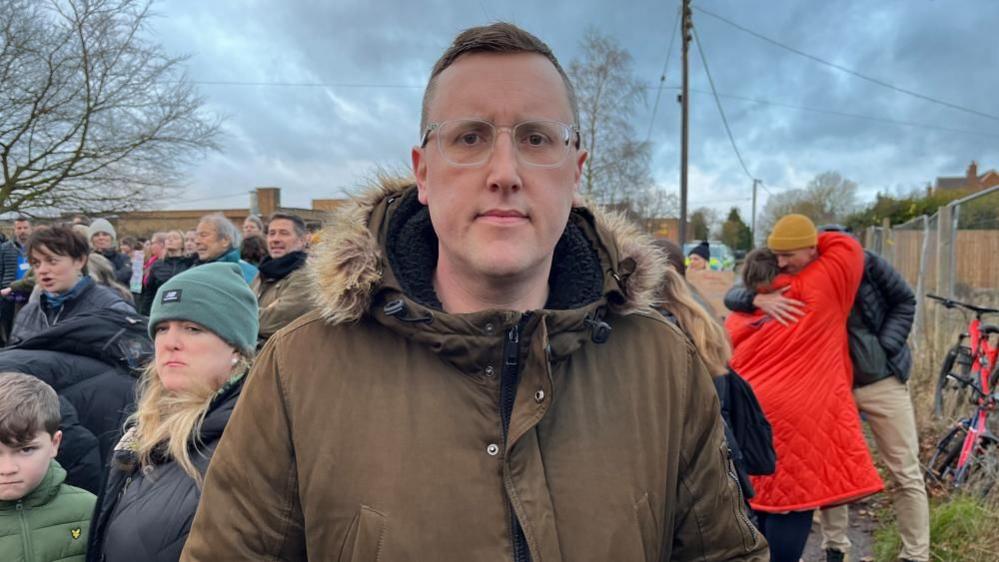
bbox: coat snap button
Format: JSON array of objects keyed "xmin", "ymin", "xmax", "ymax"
[
  {"xmin": 534, "ymin": 389, "xmax": 545, "ymax": 402},
  {"xmin": 486, "ymin": 443, "xmax": 500, "ymax": 456},
  {"xmin": 484, "ymin": 322, "xmax": 495, "ymax": 334},
  {"xmin": 484, "ymin": 365, "xmax": 495, "ymax": 377}
]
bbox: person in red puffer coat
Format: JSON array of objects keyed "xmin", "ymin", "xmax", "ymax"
[{"xmin": 725, "ymin": 215, "xmax": 883, "ymax": 562}]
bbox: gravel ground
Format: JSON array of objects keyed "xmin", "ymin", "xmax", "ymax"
[{"xmin": 801, "ymin": 498, "xmax": 882, "ymax": 562}]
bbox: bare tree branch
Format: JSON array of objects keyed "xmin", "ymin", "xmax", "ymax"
[
  {"xmin": 568, "ymin": 29, "xmax": 670, "ymax": 232},
  {"xmin": 0, "ymin": 0, "xmax": 221, "ymax": 216}
]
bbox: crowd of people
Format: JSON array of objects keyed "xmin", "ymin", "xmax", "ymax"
[{"xmin": 0, "ymin": 22, "xmax": 928, "ymax": 562}]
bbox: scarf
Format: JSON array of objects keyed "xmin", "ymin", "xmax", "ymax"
[
  {"xmin": 143, "ymin": 255, "xmax": 159, "ymax": 285},
  {"xmin": 42, "ymin": 275, "xmax": 93, "ymax": 312},
  {"xmin": 257, "ymin": 251, "xmax": 307, "ymax": 282}
]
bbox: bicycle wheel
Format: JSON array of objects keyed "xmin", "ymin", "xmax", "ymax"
[
  {"xmin": 934, "ymin": 344, "xmax": 974, "ymax": 422},
  {"xmin": 965, "ymin": 436, "xmax": 999, "ymax": 499},
  {"xmin": 926, "ymin": 422, "xmax": 968, "ymax": 486}
]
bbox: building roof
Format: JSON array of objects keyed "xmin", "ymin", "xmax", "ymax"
[{"xmin": 934, "ymin": 176, "xmax": 968, "ymax": 191}]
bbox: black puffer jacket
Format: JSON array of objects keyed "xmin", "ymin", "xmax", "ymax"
[
  {"xmin": 9, "ymin": 277, "xmax": 135, "ymax": 345},
  {"xmin": 724, "ymin": 250, "xmax": 916, "ymax": 382},
  {"xmin": 0, "ymin": 310, "xmax": 152, "ymax": 492},
  {"xmin": 57, "ymin": 395, "xmax": 104, "ymax": 494},
  {"xmin": 138, "ymin": 255, "xmax": 195, "ymax": 315},
  {"xmin": 96, "ymin": 248, "xmax": 133, "ymax": 286},
  {"xmin": 87, "ymin": 378, "xmax": 244, "ymax": 562}
]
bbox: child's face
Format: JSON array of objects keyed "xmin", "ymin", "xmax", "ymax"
[{"xmin": 0, "ymin": 430, "xmax": 61, "ymax": 501}]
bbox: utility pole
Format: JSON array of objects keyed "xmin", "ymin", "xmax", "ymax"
[
  {"xmin": 751, "ymin": 178, "xmax": 759, "ymax": 248},
  {"xmin": 678, "ymin": 0, "xmax": 692, "ymax": 246}
]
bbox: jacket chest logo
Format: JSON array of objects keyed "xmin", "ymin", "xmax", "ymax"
[{"xmin": 71, "ymin": 528, "xmax": 82, "ymax": 540}]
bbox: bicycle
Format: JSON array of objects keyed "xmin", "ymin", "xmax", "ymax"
[{"xmin": 926, "ymin": 294, "xmax": 999, "ymax": 494}]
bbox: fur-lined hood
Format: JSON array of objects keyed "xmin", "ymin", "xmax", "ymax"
[{"xmin": 309, "ymin": 176, "xmax": 667, "ymax": 325}]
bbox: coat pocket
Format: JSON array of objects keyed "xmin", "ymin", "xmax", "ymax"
[
  {"xmin": 338, "ymin": 505, "xmax": 388, "ymax": 562},
  {"xmin": 634, "ymin": 492, "xmax": 661, "ymax": 562}
]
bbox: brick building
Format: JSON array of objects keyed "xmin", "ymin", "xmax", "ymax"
[
  {"xmin": 933, "ymin": 161, "xmax": 999, "ymax": 195},
  {"xmin": 100, "ymin": 187, "xmax": 342, "ymax": 238}
]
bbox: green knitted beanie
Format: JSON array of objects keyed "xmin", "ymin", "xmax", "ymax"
[{"xmin": 148, "ymin": 262, "xmax": 259, "ymax": 353}]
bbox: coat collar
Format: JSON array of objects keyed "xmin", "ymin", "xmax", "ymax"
[
  {"xmin": 0, "ymin": 461, "xmax": 64, "ymax": 510},
  {"xmin": 307, "ymin": 177, "xmax": 668, "ymax": 369}
]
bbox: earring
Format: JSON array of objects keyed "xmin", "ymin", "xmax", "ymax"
[{"xmin": 231, "ymin": 357, "xmax": 239, "ymax": 366}]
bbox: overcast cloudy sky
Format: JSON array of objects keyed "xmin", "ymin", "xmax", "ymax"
[{"xmin": 149, "ymin": 0, "xmax": 999, "ymax": 220}]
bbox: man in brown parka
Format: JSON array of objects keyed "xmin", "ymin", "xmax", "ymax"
[{"xmin": 181, "ymin": 23, "xmax": 768, "ymax": 562}]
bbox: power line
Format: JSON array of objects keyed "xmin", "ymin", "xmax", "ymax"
[
  {"xmin": 691, "ymin": 25, "xmax": 757, "ymax": 183},
  {"xmin": 693, "ymin": 5, "xmax": 999, "ymax": 122},
  {"xmin": 652, "ymin": 83, "xmax": 999, "ymax": 140},
  {"xmin": 646, "ymin": 7, "xmax": 681, "ymax": 142},
  {"xmin": 190, "ymin": 80, "xmax": 420, "ymax": 89},
  {"xmin": 690, "ymin": 89, "xmax": 999, "ymax": 140},
  {"xmin": 189, "ymin": 78, "xmax": 999, "ymax": 139}
]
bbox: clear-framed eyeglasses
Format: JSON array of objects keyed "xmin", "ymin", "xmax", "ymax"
[{"xmin": 420, "ymin": 119, "xmax": 581, "ymax": 168}]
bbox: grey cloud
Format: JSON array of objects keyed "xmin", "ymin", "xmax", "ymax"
[{"xmin": 147, "ymin": 0, "xmax": 998, "ymax": 219}]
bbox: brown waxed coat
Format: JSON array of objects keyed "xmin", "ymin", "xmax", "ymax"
[
  {"xmin": 181, "ymin": 179, "xmax": 768, "ymax": 562},
  {"xmin": 252, "ymin": 263, "xmax": 314, "ymax": 341}
]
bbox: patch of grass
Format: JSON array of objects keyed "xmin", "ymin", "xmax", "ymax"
[{"xmin": 873, "ymin": 494, "xmax": 999, "ymax": 562}]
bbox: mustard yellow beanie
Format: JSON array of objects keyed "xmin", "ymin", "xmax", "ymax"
[{"xmin": 767, "ymin": 214, "xmax": 818, "ymax": 251}]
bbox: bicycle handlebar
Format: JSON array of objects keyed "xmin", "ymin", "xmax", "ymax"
[{"xmin": 927, "ymin": 293, "xmax": 999, "ymax": 315}]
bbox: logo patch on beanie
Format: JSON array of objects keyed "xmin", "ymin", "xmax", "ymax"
[{"xmin": 162, "ymin": 289, "xmax": 182, "ymax": 304}]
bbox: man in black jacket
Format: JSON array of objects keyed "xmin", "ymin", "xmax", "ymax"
[
  {"xmin": 0, "ymin": 217, "xmax": 31, "ymax": 345},
  {"xmin": 724, "ymin": 226, "xmax": 928, "ymax": 562}
]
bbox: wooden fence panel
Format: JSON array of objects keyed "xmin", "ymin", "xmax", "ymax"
[{"xmin": 955, "ymin": 230, "xmax": 999, "ymax": 289}]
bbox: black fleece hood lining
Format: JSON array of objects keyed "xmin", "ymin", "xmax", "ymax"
[{"xmin": 385, "ymin": 189, "xmax": 604, "ymax": 312}]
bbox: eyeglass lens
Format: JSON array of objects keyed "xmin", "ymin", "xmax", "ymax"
[{"xmin": 436, "ymin": 120, "xmax": 571, "ymax": 166}]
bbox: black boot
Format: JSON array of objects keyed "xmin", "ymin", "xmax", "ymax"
[{"xmin": 825, "ymin": 549, "xmax": 846, "ymax": 562}]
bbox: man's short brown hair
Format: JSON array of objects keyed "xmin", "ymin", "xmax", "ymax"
[
  {"xmin": 420, "ymin": 22, "xmax": 579, "ymax": 134},
  {"xmin": 0, "ymin": 372, "xmax": 60, "ymax": 447},
  {"xmin": 267, "ymin": 212, "xmax": 308, "ymax": 238},
  {"xmin": 742, "ymin": 248, "xmax": 780, "ymax": 290}
]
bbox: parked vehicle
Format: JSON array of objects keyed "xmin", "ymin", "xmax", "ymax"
[{"xmin": 683, "ymin": 240, "xmax": 736, "ymax": 271}]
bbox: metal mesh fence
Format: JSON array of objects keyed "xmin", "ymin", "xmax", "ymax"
[{"xmin": 862, "ymin": 186, "xmax": 999, "ymax": 404}]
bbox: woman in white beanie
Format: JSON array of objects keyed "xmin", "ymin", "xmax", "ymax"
[{"xmin": 88, "ymin": 218, "xmax": 131, "ymax": 285}]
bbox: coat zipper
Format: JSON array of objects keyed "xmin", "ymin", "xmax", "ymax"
[
  {"xmin": 501, "ymin": 317, "xmax": 532, "ymax": 562},
  {"xmin": 17, "ymin": 501, "xmax": 35, "ymax": 561},
  {"xmin": 725, "ymin": 452, "xmax": 759, "ymax": 545}
]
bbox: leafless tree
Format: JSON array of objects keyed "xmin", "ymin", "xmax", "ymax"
[
  {"xmin": 0, "ymin": 0, "xmax": 221, "ymax": 216},
  {"xmin": 759, "ymin": 171, "xmax": 859, "ymax": 234},
  {"xmin": 569, "ymin": 29, "xmax": 659, "ymax": 226}
]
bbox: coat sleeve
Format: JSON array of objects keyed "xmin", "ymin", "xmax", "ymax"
[
  {"xmin": 865, "ymin": 252, "xmax": 916, "ymax": 356},
  {"xmin": 669, "ymin": 345, "xmax": 769, "ymax": 561},
  {"xmin": 723, "ymin": 279, "xmax": 757, "ymax": 314},
  {"xmin": 257, "ymin": 269, "xmax": 315, "ymax": 341},
  {"xmin": 805, "ymin": 232, "xmax": 865, "ymax": 316},
  {"xmin": 180, "ymin": 340, "xmax": 306, "ymax": 561}
]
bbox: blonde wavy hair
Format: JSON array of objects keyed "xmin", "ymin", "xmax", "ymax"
[
  {"xmin": 655, "ymin": 261, "xmax": 733, "ymax": 377},
  {"xmin": 129, "ymin": 353, "xmax": 252, "ymax": 486}
]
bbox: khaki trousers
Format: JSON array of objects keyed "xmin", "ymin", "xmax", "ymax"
[{"xmin": 819, "ymin": 376, "xmax": 930, "ymax": 561}]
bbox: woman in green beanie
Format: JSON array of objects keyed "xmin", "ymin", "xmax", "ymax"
[{"xmin": 87, "ymin": 263, "xmax": 259, "ymax": 562}]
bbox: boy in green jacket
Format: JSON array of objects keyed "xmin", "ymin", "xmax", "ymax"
[{"xmin": 0, "ymin": 372, "xmax": 95, "ymax": 561}]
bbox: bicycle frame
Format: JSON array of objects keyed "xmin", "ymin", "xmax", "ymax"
[
  {"xmin": 927, "ymin": 294, "xmax": 999, "ymax": 489},
  {"xmin": 954, "ymin": 319, "xmax": 999, "ymax": 479}
]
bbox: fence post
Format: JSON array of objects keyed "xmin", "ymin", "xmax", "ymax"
[
  {"xmin": 912, "ymin": 215, "xmax": 929, "ymax": 338},
  {"xmin": 881, "ymin": 217, "xmax": 894, "ymax": 265},
  {"xmin": 934, "ymin": 205, "xmax": 956, "ymax": 357},
  {"xmin": 937, "ymin": 205, "xmax": 955, "ymax": 299}
]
